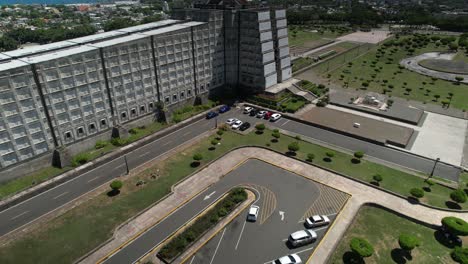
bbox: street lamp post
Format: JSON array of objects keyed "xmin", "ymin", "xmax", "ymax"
[{"xmin": 430, "ymin": 157, "xmax": 440, "ymax": 178}]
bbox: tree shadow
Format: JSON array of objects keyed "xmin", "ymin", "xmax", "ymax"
[
  {"xmin": 107, "ymin": 189, "xmax": 120, "ymax": 197},
  {"xmin": 190, "ymin": 161, "xmax": 200, "ymax": 168},
  {"xmin": 208, "ymin": 147, "xmax": 216, "ymax": 151},
  {"xmin": 342, "ymin": 251, "xmax": 364, "ymax": 264},
  {"xmin": 422, "ymin": 187, "xmax": 432, "ymax": 192},
  {"xmin": 351, "ymin": 158, "xmax": 361, "ymax": 164},
  {"xmin": 271, "ymin": 139, "xmax": 278, "ymax": 143},
  {"xmin": 323, "ymin": 157, "xmax": 332, "ymax": 162},
  {"xmin": 407, "ymin": 197, "xmax": 419, "ymax": 204},
  {"xmin": 255, "ymin": 131, "xmax": 264, "ymax": 135},
  {"xmin": 370, "ymin": 181, "xmax": 380, "ymax": 187},
  {"xmin": 445, "ymin": 201, "xmax": 462, "ymax": 210},
  {"xmin": 434, "ymin": 229, "xmax": 462, "ymax": 248},
  {"xmin": 391, "ymin": 248, "xmax": 412, "ymax": 264},
  {"xmin": 286, "ymin": 151, "xmax": 297, "ymax": 157}
]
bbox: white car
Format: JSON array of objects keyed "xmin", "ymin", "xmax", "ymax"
[
  {"xmin": 288, "ymin": 230, "xmax": 317, "ymax": 247},
  {"xmin": 305, "ymin": 215, "xmax": 330, "ymax": 228},
  {"xmin": 247, "ymin": 205, "xmax": 259, "ymax": 222},
  {"xmin": 270, "ymin": 113, "xmax": 282, "ymax": 121},
  {"xmin": 244, "ymin": 106, "xmax": 253, "ymax": 114},
  {"xmin": 256, "ymin": 110, "xmax": 267, "ymax": 118},
  {"xmin": 231, "ymin": 120, "xmax": 243, "ymax": 129},
  {"xmin": 272, "ymin": 254, "xmax": 302, "ymax": 264},
  {"xmin": 226, "ymin": 118, "xmax": 238, "ymax": 125}
]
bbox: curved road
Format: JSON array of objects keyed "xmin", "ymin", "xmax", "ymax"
[{"xmin": 0, "ymin": 107, "xmax": 460, "ymax": 238}]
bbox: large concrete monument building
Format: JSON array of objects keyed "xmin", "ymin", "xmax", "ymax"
[{"xmin": 0, "ymin": 3, "xmax": 291, "ymax": 179}]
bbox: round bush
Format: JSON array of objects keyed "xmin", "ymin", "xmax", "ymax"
[
  {"xmin": 326, "ymin": 152, "xmax": 335, "ymax": 158},
  {"xmin": 410, "ymin": 188, "xmax": 424, "ymax": 198},
  {"xmin": 450, "ymin": 189, "xmax": 467, "ymax": 204},
  {"xmin": 110, "ymin": 180, "xmax": 123, "ymax": 191},
  {"xmin": 193, "ymin": 153, "xmax": 203, "ymax": 161},
  {"xmin": 216, "ymin": 130, "xmax": 224, "ymax": 136},
  {"xmin": 288, "ymin": 142, "xmax": 300, "ymax": 152},
  {"xmin": 398, "ymin": 234, "xmax": 420, "ymax": 251},
  {"xmin": 373, "ymin": 174, "xmax": 383, "ymax": 182},
  {"xmin": 307, "ymin": 153, "xmax": 315, "ymax": 162},
  {"xmin": 442, "ymin": 217, "xmax": 468, "ymax": 236},
  {"xmin": 350, "ymin": 237, "xmax": 374, "ymax": 258},
  {"xmin": 451, "ymin": 247, "xmax": 468, "ymax": 264},
  {"xmin": 354, "ymin": 151, "xmax": 364, "ymax": 159}
]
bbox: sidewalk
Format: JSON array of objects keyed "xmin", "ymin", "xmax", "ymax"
[{"xmin": 79, "ymin": 147, "xmax": 468, "ymax": 264}]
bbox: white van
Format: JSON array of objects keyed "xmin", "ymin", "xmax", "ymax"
[
  {"xmin": 288, "ymin": 230, "xmax": 317, "ymax": 247},
  {"xmin": 247, "ymin": 205, "xmax": 259, "ymax": 222}
]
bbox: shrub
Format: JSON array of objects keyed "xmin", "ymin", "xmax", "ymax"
[
  {"xmin": 193, "ymin": 153, "xmax": 203, "ymax": 162},
  {"xmin": 451, "ymin": 189, "xmax": 467, "ymax": 204},
  {"xmin": 350, "ymin": 237, "xmax": 374, "ymax": 258},
  {"xmin": 307, "ymin": 153, "xmax": 315, "ymax": 162},
  {"xmin": 216, "ymin": 130, "xmax": 224, "ymax": 136},
  {"xmin": 272, "ymin": 131, "xmax": 281, "ymax": 141},
  {"xmin": 398, "ymin": 234, "xmax": 420, "ymax": 251},
  {"xmin": 72, "ymin": 153, "xmax": 91, "ymax": 167},
  {"xmin": 255, "ymin": 123, "xmax": 266, "ymax": 134},
  {"xmin": 110, "ymin": 180, "xmax": 123, "ymax": 193},
  {"xmin": 326, "ymin": 152, "xmax": 335, "ymax": 158},
  {"xmin": 410, "ymin": 188, "xmax": 424, "ymax": 198},
  {"xmin": 210, "ymin": 139, "xmax": 219, "ymax": 149},
  {"xmin": 451, "ymin": 247, "xmax": 468, "ymax": 264},
  {"xmin": 95, "ymin": 140, "xmax": 109, "ymax": 149},
  {"xmin": 111, "ymin": 137, "xmax": 127, "ymax": 147},
  {"xmin": 172, "ymin": 115, "xmax": 182, "ymax": 123},
  {"xmin": 354, "ymin": 151, "xmax": 364, "ymax": 159},
  {"xmin": 442, "ymin": 217, "xmax": 468, "ymax": 236},
  {"xmin": 128, "ymin": 128, "xmax": 138, "ymax": 134},
  {"xmin": 288, "ymin": 142, "xmax": 300, "ymax": 153},
  {"xmin": 373, "ymin": 174, "xmax": 383, "ymax": 182}
]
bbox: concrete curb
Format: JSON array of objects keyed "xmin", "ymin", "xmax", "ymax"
[{"xmin": 0, "ymin": 109, "xmax": 214, "ymax": 212}]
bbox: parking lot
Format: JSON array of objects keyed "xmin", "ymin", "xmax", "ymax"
[{"xmin": 184, "ymin": 159, "xmax": 349, "ymax": 264}]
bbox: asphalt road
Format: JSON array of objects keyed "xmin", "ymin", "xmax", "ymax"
[
  {"xmin": 188, "ymin": 161, "xmax": 339, "ymax": 264},
  {"xmin": 105, "ymin": 159, "xmax": 339, "ymax": 264},
  {"xmin": 0, "ymin": 106, "xmax": 460, "ymax": 239}
]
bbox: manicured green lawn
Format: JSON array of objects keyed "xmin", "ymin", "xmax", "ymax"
[
  {"xmin": 0, "ymin": 166, "xmax": 70, "ymax": 199},
  {"xmin": 0, "ymin": 129, "xmax": 463, "ymax": 263},
  {"xmin": 289, "ymin": 29, "xmax": 342, "ymax": 47},
  {"xmin": 322, "ymin": 36, "xmax": 468, "ymax": 110},
  {"xmin": 328, "ymin": 205, "xmax": 457, "ymax": 264}
]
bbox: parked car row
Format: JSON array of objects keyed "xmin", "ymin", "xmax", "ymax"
[
  {"xmin": 226, "ymin": 118, "xmax": 251, "ymax": 131},
  {"xmin": 269, "ymin": 214, "xmax": 331, "ymax": 264},
  {"xmin": 206, "ymin": 105, "xmax": 231, "ymax": 119},
  {"xmin": 243, "ymin": 106, "xmax": 282, "ymax": 121}
]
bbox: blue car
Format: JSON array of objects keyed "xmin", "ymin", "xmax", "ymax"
[
  {"xmin": 218, "ymin": 105, "xmax": 231, "ymax": 113},
  {"xmin": 206, "ymin": 111, "xmax": 218, "ymax": 119}
]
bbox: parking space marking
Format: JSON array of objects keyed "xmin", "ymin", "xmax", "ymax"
[
  {"xmin": 210, "ymin": 227, "xmax": 226, "ymax": 264},
  {"xmin": 280, "ymin": 120, "xmax": 290, "ymax": 127},
  {"xmin": 300, "ymin": 184, "xmax": 349, "ymax": 221},
  {"xmin": 235, "ymin": 220, "xmax": 247, "ymax": 250},
  {"xmin": 262, "ymin": 247, "xmax": 314, "ymax": 264},
  {"xmin": 188, "ymin": 255, "xmax": 195, "ymax": 264}
]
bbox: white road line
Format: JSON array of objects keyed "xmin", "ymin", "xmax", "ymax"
[
  {"xmin": 139, "ymin": 151, "xmax": 151, "ymax": 158},
  {"xmin": 235, "ymin": 220, "xmax": 247, "ymax": 250},
  {"xmin": 326, "ymin": 213, "xmax": 337, "ymax": 217},
  {"xmin": 189, "ymin": 255, "xmax": 195, "ymax": 264},
  {"xmin": 182, "ymin": 131, "xmax": 191, "ymax": 137},
  {"xmin": 10, "ymin": 211, "xmax": 29, "ymax": 220},
  {"xmin": 263, "ymin": 246, "xmax": 314, "ymax": 264},
  {"xmin": 116, "ymin": 164, "xmax": 125, "ymax": 169},
  {"xmin": 53, "ymin": 191, "xmax": 69, "ymax": 200},
  {"xmin": 312, "ymin": 226, "xmax": 329, "ymax": 232},
  {"xmin": 280, "ymin": 120, "xmax": 290, "ymax": 127},
  {"xmin": 210, "ymin": 228, "xmax": 226, "ymax": 264},
  {"xmin": 162, "ymin": 140, "xmax": 173, "ymax": 146},
  {"xmin": 87, "ymin": 176, "xmax": 100, "ymax": 183}
]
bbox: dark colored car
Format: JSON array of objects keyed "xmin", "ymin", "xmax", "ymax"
[
  {"xmin": 219, "ymin": 105, "xmax": 230, "ymax": 113},
  {"xmin": 249, "ymin": 109, "xmax": 258, "ymax": 116},
  {"xmin": 264, "ymin": 111, "xmax": 273, "ymax": 119},
  {"xmin": 239, "ymin": 122, "xmax": 251, "ymax": 131},
  {"xmin": 206, "ymin": 111, "xmax": 218, "ymax": 119}
]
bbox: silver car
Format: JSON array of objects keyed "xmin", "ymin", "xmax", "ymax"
[
  {"xmin": 247, "ymin": 205, "xmax": 259, "ymax": 222},
  {"xmin": 272, "ymin": 254, "xmax": 302, "ymax": 264},
  {"xmin": 288, "ymin": 230, "xmax": 317, "ymax": 247},
  {"xmin": 305, "ymin": 215, "xmax": 330, "ymax": 228}
]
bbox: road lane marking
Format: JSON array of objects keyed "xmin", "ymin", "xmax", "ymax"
[
  {"xmin": 235, "ymin": 220, "xmax": 247, "ymax": 250},
  {"xmin": 139, "ymin": 151, "xmax": 151, "ymax": 158},
  {"xmin": 263, "ymin": 246, "xmax": 314, "ymax": 264},
  {"xmin": 162, "ymin": 140, "xmax": 173, "ymax": 146},
  {"xmin": 10, "ymin": 211, "xmax": 29, "ymax": 220},
  {"xmin": 312, "ymin": 226, "xmax": 330, "ymax": 232},
  {"xmin": 189, "ymin": 256, "xmax": 195, "ymax": 264},
  {"xmin": 182, "ymin": 131, "xmax": 191, "ymax": 137},
  {"xmin": 210, "ymin": 227, "xmax": 226, "ymax": 264},
  {"xmin": 204, "ymin": 191, "xmax": 216, "ymax": 201},
  {"xmin": 116, "ymin": 164, "xmax": 125, "ymax": 169},
  {"xmin": 87, "ymin": 176, "xmax": 100, "ymax": 183},
  {"xmin": 280, "ymin": 120, "xmax": 290, "ymax": 127},
  {"xmin": 53, "ymin": 191, "xmax": 69, "ymax": 200},
  {"xmin": 326, "ymin": 213, "xmax": 338, "ymax": 217}
]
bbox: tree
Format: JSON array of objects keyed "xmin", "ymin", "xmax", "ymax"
[
  {"xmin": 398, "ymin": 234, "xmax": 420, "ymax": 252},
  {"xmin": 350, "ymin": 237, "xmax": 374, "ymax": 258},
  {"xmin": 272, "ymin": 131, "xmax": 281, "ymax": 142},
  {"xmin": 434, "ymin": 94, "xmax": 441, "ymax": 101},
  {"xmin": 450, "ymin": 189, "xmax": 467, "ymax": 204},
  {"xmin": 353, "ymin": 151, "xmax": 364, "ymax": 163},
  {"xmin": 109, "ymin": 180, "xmax": 123, "ymax": 195},
  {"xmin": 455, "ymin": 76, "xmax": 464, "ymax": 83},
  {"xmin": 405, "ymin": 88, "xmax": 412, "ymax": 94},
  {"xmin": 216, "ymin": 130, "xmax": 224, "ymax": 140},
  {"xmin": 192, "ymin": 153, "xmax": 203, "ymax": 167},
  {"xmin": 210, "ymin": 139, "xmax": 219, "ymax": 150},
  {"xmin": 410, "ymin": 188, "xmax": 424, "ymax": 199},
  {"xmin": 425, "ymin": 179, "xmax": 435, "ymax": 191},
  {"xmin": 373, "ymin": 174, "xmax": 383, "ymax": 185},
  {"xmin": 0, "ymin": 36, "xmax": 18, "ymax": 52},
  {"xmin": 255, "ymin": 123, "xmax": 265, "ymax": 134},
  {"xmin": 287, "ymin": 142, "xmax": 300, "ymax": 155},
  {"xmin": 451, "ymin": 246, "xmax": 468, "ymax": 264},
  {"xmin": 325, "ymin": 151, "xmax": 335, "ymax": 162},
  {"xmin": 307, "ymin": 153, "xmax": 315, "ymax": 162},
  {"xmin": 442, "ymin": 217, "xmax": 468, "ymax": 237},
  {"xmin": 104, "ymin": 18, "xmax": 136, "ymax": 31}
]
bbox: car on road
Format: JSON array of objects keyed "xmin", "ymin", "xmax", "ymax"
[
  {"xmin": 264, "ymin": 111, "xmax": 273, "ymax": 119},
  {"xmin": 305, "ymin": 215, "xmax": 330, "ymax": 228},
  {"xmin": 219, "ymin": 105, "xmax": 231, "ymax": 113},
  {"xmin": 288, "ymin": 230, "xmax": 317, "ymax": 247},
  {"xmin": 272, "ymin": 254, "xmax": 302, "ymax": 264},
  {"xmin": 231, "ymin": 120, "xmax": 243, "ymax": 130},
  {"xmin": 270, "ymin": 113, "xmax": 282, "ymax": 122},
  {"xmin": 239, "ymin": 122, "xmax": 251, "ymax": 131},
  {"xmin": 256, "ymin": 110, "xmax": 267, "ymax": 118},
  {"xmin": 206, "ymin": 111, "xmax": 218, "ymax": 119},
  {"xmin": 247, "ymin": 205, "xmax": 259, "ymax": 222},
  {"xmin": 226, "ymin": 118, "xmax": 238, "ymax": 125},
  {"xmin": 244, "ymin": 106, "xmax": 253, "ymax": 114}
]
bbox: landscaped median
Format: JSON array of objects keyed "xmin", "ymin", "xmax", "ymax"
[
  {"xmin": 156, "ymin": 188, "xmax": 249, "ymax": 263},
  {"xmin": 0, "ymin": 127, "xmax": 465, "ymax": 264}
]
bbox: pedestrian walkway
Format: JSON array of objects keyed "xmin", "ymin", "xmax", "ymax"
[{"xmin": 80, "ymin": 147, "xmax": 468, "ymax": 264}]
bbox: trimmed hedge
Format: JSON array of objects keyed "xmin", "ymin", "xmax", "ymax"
[
  {"xmin": 451, "ymin": 247, "xmax": 468, "ymax": 264},
  {"xmin": 350, "ymin": 237, "xmax": 374, "ymax": 258},
  {"xmin": 442, "ymin": 217, "xmax": 468, "ymax": 237},
  {"xmin": 158, "ymin": 188, "xmax": 247, "ymax": 261},
  {"xmin": 398, "ymin": 234, "xmax": 420, "ymax": 251}
]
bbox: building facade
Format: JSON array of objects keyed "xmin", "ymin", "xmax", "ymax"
[{"xmin": 0, "ymin": 6, "xmax": 290, "ymax": 173}]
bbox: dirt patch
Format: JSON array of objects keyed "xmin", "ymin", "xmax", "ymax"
[{"xmin": 299, "ymin": 107, "xmax": 414, "ymax": 147}]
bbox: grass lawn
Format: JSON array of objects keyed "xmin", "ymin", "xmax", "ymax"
[
  {"xmin": 322, "ymin": 36, "xmax": 468, "ymax": 110},
  {"xmin": 289, "ymin": 29, "xmax": 343, "ymax": 47},
  {"xmin": 328, "ymin": 205, "xmax": 463, "ymax": 264},
  {"xmin": 292, "ymin": 57, "xmax": 314, "ymax": 72},
  {"xmin": 0, "ymin": 166, "xmax": 70, "ymax": 199}
]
